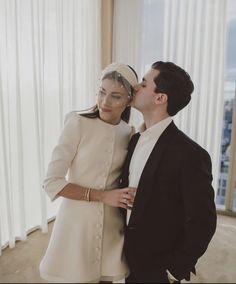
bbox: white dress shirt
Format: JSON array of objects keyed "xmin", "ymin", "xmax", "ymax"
[{"xmin": 127, "ymin": 116, "xmax": 173, "ymax": 224}]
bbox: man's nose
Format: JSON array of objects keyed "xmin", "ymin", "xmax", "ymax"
[{"xmin": 134, "ymin": 83, "xmax": 141, "ymax": 92}]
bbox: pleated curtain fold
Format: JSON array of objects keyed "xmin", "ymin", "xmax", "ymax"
[
  {"xmin": 163, "ymin": 0, "xmax": 227, "ymax": 192},
  {"xmin": 0, "ymin": 0, "xmax": 101, "ymax": 254}
]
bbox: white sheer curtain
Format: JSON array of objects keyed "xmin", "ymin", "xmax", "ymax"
[
  {"xmin": 0, "ymin": 0, "xmax": 101, "ymax": 254},
  {"xmin": 163, "ymin": 0, "xmax": 227, "ymax": 192},
  {"xmin": 113, "ymin": 0, "xmax": 143, "ymax": 127},
  {"xmin": 113, "ymin": 0, "xmax": 227, "ymax": 192}
]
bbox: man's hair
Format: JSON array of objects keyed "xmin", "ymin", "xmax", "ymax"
[{"xmin": 151, "ymin": 61, "xmax": 194, "ymax": 116}]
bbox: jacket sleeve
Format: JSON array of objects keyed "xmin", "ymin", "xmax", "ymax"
[
  {"xmin": 167, "ymin": 149, "xmax": 217, "ymax": 280},
  {"xmin": 43, "ymin": 112, "xmax": 81, "ymax": 201}
]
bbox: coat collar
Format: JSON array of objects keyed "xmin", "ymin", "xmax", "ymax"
[
  {"xmin": 120, "ymin": 133, "xmax": 140, "ymax": 187},
  {"xmin": 119, "ymin": 133, "xmax": 140, "ymax": 222}
]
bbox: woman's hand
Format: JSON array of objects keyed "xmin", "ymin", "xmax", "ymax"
[{"xmin": 101, "ymin": 187, "xmax": 136, "ymax": 209}]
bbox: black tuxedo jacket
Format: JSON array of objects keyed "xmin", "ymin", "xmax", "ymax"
[{"xmin": 120, "ymin": 122, "xmax": 217, "ymax": 282}]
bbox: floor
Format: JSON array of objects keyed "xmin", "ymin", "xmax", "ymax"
[{"xmin": 0, "ymin": 214, "xmax": 236, "ymax": 283}]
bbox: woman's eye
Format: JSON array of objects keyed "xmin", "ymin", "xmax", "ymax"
[
  {"xmin": 112, "ymin": 95, "xmax": 122, "ymax": 100},
  {"xmin": 99, "ymin": 91, "xmax": 106, "ymax": 96}
]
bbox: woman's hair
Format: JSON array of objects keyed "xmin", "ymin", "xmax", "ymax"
[{"xmin": 79, "ymin": 67, "xmax": 138, "ymax": 123}]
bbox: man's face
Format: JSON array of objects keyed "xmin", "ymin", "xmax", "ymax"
[{"xmin": 131, "ymin": 68, "xmax": 160, "ymax": 111}]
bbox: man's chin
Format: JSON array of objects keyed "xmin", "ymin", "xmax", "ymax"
[
  {"xmin": 130, "ymin": 101, "xmax": 138, "ymax": 109},
  {"xmin": 130, "ymin": 102, "xmax": 141, "ymax": 111}
]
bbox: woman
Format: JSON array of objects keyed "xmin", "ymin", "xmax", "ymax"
[{"xmin": 39, "ymin": 63, "xmax": 138, "ymax": 283}]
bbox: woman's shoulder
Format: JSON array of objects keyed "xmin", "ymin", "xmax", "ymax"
[
  {"xmin": 64, "ymin": 112, "xmax": 104, "ymax": 135},
  {"xmin": 64, "ymin": 111, "xmax": 79, "ymax": 123},
  {"xmin": 64, "ymin": 111, "xmax": 93, "ymax": 125}
]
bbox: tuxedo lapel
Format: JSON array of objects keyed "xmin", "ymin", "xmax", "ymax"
[
  {"xmin": 128, "ymin": 122, "xmax": 178, "ymax": 225},
  {"xmin": 120, "ymin": 133, "xmax": 140, "ymax": 187},
  {"xmin": 119, "ymin": 133, "xmax": 140, "ymax": 222}
]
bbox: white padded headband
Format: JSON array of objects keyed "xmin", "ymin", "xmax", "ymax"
[{"xmin": 101, "ymin": 63, "xmax": 138, "ymax": 87}]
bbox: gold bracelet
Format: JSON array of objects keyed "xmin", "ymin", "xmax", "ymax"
[{"xmin": 86, "ymin": 188, "xmax": 91, "ymax": 202}]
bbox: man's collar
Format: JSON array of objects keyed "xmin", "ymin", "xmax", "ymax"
[{"xmin": 139, "ymin": 116, "xmax": 173, "ymax": 139}]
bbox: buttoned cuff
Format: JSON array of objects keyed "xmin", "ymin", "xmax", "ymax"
[{"xmin": 43, "ymin": 180, "xmax": 69, "ymax": 201}]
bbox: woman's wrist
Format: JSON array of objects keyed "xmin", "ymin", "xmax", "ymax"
[{"xmin": 90, "ymin": 189, "xmax": 105, "ymax": 202}]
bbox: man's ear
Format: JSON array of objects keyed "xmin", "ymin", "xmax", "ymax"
[{"xmin": 154, "ymin": 93, "xmax": 168, "ymax": 104}]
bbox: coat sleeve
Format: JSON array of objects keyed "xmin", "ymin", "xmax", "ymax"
[
  {"xmin": 167, "ymin": 148, "xmax": 217, "ymax": 280},
  {"xmin": 43, "ymin": 112, "xmax": 82, "ymax": 201}
]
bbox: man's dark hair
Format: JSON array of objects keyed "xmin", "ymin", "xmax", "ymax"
[{"xmin": 151, "ymin": 61, "xmax": 194, "ymax": 116}]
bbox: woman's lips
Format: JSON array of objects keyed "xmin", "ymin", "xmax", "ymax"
[{"xmin": 101, "ymin": 108, "xmax": 112, "ymax": 112}]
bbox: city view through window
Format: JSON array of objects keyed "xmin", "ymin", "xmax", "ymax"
[{"xmin": 216, "ymin": 0, "xmax": 236, "ymax": 211}]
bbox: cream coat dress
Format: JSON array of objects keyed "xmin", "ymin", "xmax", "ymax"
[{"xmin": 39, "ymin": 112, "xmax": 133, "ymax": 283}]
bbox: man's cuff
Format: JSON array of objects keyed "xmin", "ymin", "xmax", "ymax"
[{"xmin": 166, "ymin": 269, "xmax": 179, "ymax": 283}]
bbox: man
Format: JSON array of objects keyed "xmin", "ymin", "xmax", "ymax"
[{"xmin": 119, "ymin": 61, "xmax": 217, "ymax": 283}]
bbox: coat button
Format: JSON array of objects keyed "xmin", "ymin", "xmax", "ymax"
[{"xmin": 128, "ymin": 226, "xmax": 135, "ymax": 230}]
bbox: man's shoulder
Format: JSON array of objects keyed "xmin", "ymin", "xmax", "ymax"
[{"xmin": 174, "ymin": 127, "xmax": 210, "ymax": 159}]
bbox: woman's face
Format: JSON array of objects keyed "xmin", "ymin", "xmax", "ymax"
[{"xmin": 97, "ymin": 78, "xmax": 131, "ymax": 124}]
